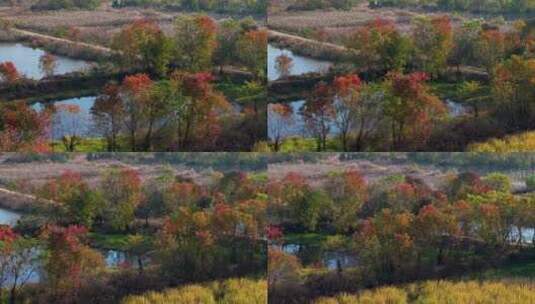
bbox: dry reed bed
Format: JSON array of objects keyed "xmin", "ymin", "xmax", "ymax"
[{"xmin": 269, "ymin": 3, "xmax": 471, "ymax": 42}]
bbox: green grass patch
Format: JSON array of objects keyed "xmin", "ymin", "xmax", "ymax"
[
  {"xmin": 429, "ymin": 82, "xmax": 461, "ymax": 99},
  {"xmin": 283, "ymin": 232, "xmax": 329, "ymax": 245},
  {"xmin": 280, "ymin": 137, "xmax": 341, "ymax": 152},
  {"xmin": 479, "ymin": 260, "xmax": 535, "ymax": 279},
  {"xmin": 50, "ymin": 137, "xmax": 136, "ymax": 152},
  {"xmin": 88, "ymin": 232, "xmax": 151, "ymax": 250},
  {"xmin": 51, "ymin": 138, "xmax": 108, "ymax": 152}
]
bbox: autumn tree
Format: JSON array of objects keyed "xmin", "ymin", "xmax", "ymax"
[
  {"xmin": 100, "ymin": 168, "xmax": 143, "ymax": 231},
  {"xmin": 354, "ymin": 210, "xmax": 416, "ymax": 281},
  {"xmin": 91, "ymin": 83, "xmax": 124, "ymax": 151},
  {"xmin": 120, "ymin": 73, "xmax": 153, "ymax": 151},
  {"xmin": 163, "ymin": 72, "xmax": 230, "ymax": 150},
  {"xmin": 268, "ymin": 248, "xmax": 301, "ymax": 288},
  {"xmin": 39, "ymin": 53, "xmax": 58, "ymax": 77},
  {"xmin": 449, "ymin": 20, "xmax": 481, "ymax": 78},
  {"xmin": 332, "ymin": 74, "xmax": 361, "ymax": 151},
  {"xmin": 0, "ymin": 102, "xmax": 51, "ymax": 152},
  {"xmin": 412, "ymin": 16, "xmax": 453, "ymax": 77},
  {"xmin": 38, "ymin": 170, "xmax": 103, "ymax": 227},
  {"xmin": 41, "ymin": 225, "xmax": 104, "ymax": 301},
  {"xmin": 476, "ymin": 28, "xmax": 507, "ymax": 74},
  {"xmin": 268, "ymin": 103, "xmax": 294, "ymax": 152},
  {"xmin": 0, "ymin": 62, "xmax": 21, "ymax": 84},
  {"xmin": 347, "ymin": 18, "xmax": 411, "ymax": 74},
  {"xmin": 275, "ymin": 54, "xmax": 293, "ymax": 79},
  {"xmin": 112, "ymin": 19, "xmax": 172, "ymax": 76},
  {"xmin": 325, "ymin": 170, "xmax": 368, "ymax": 232},
  {"xmin": 174, "ymin": 14, "xmax": 217, "ymax": 72},
  {"xmin": 213, "ymin": 18, "xmax": 242, "ymax": 72},
  {"xmin": 491, "ymin": 56, "xmax": 535, "ymax": 129},
  {"xmin": 237, "ymin": 29, "xmax": 268, "ymax": 79},
  {"xmin": 302, "ymin": 82, "xmax": 335, "ymax": 151},
  {"xmin": 383, "ymin": 72, "xmax": 446, "ymax": 149},
  {"xmin": 0, "ymin": 227, "xmax": 38, "ymax": 304}
]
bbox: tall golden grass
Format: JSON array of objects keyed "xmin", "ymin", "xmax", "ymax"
[
  {"xmin": 468, "ymin": 131, "xmax": 535, "ymax": 152},
  {"xmin": 314, "ymin": 280, "xmax": 535, "ymax": 304},
  {"xmin": 122, "ymin": 278, "xmax": 267, "ymax": 304}
]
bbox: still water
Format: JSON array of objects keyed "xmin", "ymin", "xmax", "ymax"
[
  {"xmin": 0, "ymin": 207, "xmax": 21, "ymax": 226},
  {"xmin": 0, "ymin": 43, "xmax": 91, "ymax": 80},
  {"xmin": 268, "ymin": 44, "xmax": 332, "ymax": 81},
  {"xmin": 32, "ymin": 96, "xmax": 98, "ymax": 139}
]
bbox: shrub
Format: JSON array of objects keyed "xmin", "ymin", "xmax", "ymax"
[{"xmin": 526, "ymin": 175, "xmax": 535, "ymax": 191}]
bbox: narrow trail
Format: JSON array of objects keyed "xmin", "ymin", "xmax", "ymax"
[
  {"xmin": 268, "ymin": 29, "xmax": 350, "ymax": 53},
  {"xmin": 0, "ymin": 186, "xmax": 57, "ymax": 208},
  {"xmin": 10, "ymin": 27, "xmax": 116, "ymax": 54}
]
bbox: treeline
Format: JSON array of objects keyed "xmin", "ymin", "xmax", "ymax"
[
  {"xmin": 112, "ymin": 0, "xmax": 267, "ymax": 15},
  {"xmin": 268, "ymin": 169, "xmax": 535, "ymax": 302},
  {"xmin": 2, "ymin": 167, "xmax": 267, "ymax": 303},
  {"xmin": 371, "ymin": 0, "xmax": 535, "ymax": 14},
  {"xmin": 0, "ymin": 15, "xmax": 268, "ymax": 152},
  {"xmin": 31, "ymin": 0, "xmax": 102, "ymax": 10},
  {"xmin": 272, "ymin": 16, "xmax": 535, "ymax": 151},
  {"xmin": 270, "ymin": 0, "xmax": 360, "ymax": 12}
]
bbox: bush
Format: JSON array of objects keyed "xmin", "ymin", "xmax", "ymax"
[{"xmin": 526, "ymin": 175, "xmax": 535, "ymax": 191}]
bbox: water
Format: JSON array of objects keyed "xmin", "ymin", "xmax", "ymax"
[
  {"xmin": 509, "ymin": 227, "xmax": 534, "ymax": 244},
  {"xmin": 268, "ymin": 44, "xmax": 332, "ymax": 81},
  {"xmin": 0, "ymin": 43, "xmax": 91, "ymax": 80},
  {"xmin": 104, "ymin": 250, "xmax": 147, "ymax": 268},
  {"xmin": 268, "ymin": 100, "xmax": 339, "ymax": 140},
  {"xmin": 446, "ymin": 99, "xmax": 469, "ymax": 118},
  {"xmin": 0, "ymin": 207, "xmax": 22, "ymax": 226},
  {"xmin": 269, "ymin": 98, "xmax": 469, "ymax": 140},
  {"xmin": 281, "ymin": 243, "xmax": 358, "ymax": 270},
  {"xmin": 32, "ymin": 96, "xmax": 98, "ymax": 139}
]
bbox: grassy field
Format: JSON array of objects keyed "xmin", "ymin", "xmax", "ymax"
[
  {"xmin": 468, "ymin": 132, "xmax": 535, "ymax": 152},
  {"xmin": 313, "ymin": 279, "xmax": 535, "ymax": 303},
  {"xmin": 122, "ymin": 278, "xmax": 267, "ymax": 304}
]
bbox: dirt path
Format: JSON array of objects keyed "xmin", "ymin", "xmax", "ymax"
[
  {"xmin": 11, "ymin": 27, "xmax": 116, "ymax": 54},
  {"xmin": 268, "ymin": 29, "xmax": 349, "ymax": 53}
]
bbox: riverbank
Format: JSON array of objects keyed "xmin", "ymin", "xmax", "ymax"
[
  {"xmin": 268, "ymin": 30, "xmax": 354, "ymax": 63},
  {"xmin": 0, "ymin": 26, "xmax": 113, "ymax": 62},
  {"xmin": 0, "ymin": 186, "xmax": 55, "ymax": 213}
]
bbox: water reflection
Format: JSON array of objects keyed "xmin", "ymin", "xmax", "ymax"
[
  {"xmin": 268, "ymin": 44, "xmax": 332, "ymax": 81},
  {"xmin": 281, "ymin": 243, "xmax": 357, "ymax": 270},
  {"xmin": 0, "ymin": 43, "xmax": 91, "ymax": 80},
  {"xmin": 0, "ymin": 207, "xmax": 22, "ymax": 226},
  {"xmin": 32, "ymin": 96, "xmax": 98, "ymax": 139},
  {"xmin": 268, "ymin": 98, "xmax": 470, "ymax": 140}
]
